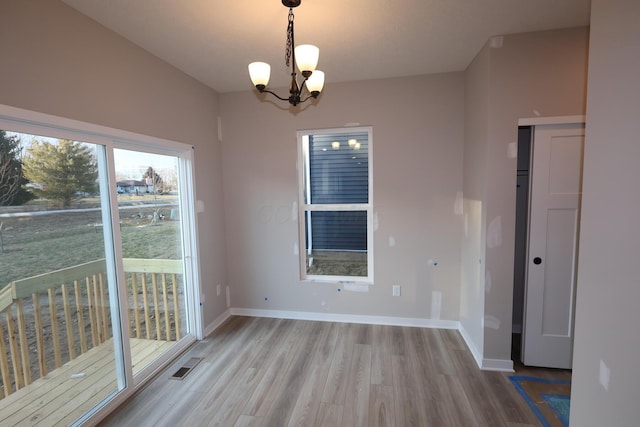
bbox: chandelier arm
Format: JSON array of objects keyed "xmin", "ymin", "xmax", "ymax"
[
  {"xmin": 299, "ymin": 92, "xmax": 319, "ymax": 104},
  {"xmin": 258, "ymin": 88, "xmax": 292, "ymax": 102}
]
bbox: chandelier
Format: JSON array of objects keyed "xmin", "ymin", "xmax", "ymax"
[{"xmin": 248, "ymin": 0, "xmax": 325, "ymax": 106}]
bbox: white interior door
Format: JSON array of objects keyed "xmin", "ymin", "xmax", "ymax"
[{"xmin": 523, "ymin": 123, "xmax": 584, "ymax": 369}]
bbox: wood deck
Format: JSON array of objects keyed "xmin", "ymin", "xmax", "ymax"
[{"xmin": 0, "ymin": 338, "xmax": 174, "ymax": 426}]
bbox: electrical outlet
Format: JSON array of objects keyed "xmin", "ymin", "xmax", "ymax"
[
  {"xmin": 392, "ymin": 285, "xmax": 401, "ymax": 297},
  {"xmin": 216, "ymin": 284, "xmax": 221, "ymax": 296}
]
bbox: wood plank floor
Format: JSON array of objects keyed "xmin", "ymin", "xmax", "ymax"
[
  {"xmin": 0, "ymin": 338, "xmax": 174, "ymax": 426},
  {"xmin": 100, "ymin": 317, "xmax": 571, "ymax": 427}
]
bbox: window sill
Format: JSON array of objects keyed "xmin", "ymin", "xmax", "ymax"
[{"xmin": 301, "ymin": 278, "xmax": 373, "ymax": 289}]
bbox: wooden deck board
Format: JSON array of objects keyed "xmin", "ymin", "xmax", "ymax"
[{"xmin": 0, "ymin": 338, "xmax": 174, "ymax": 426}]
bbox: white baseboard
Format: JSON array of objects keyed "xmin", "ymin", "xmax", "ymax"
[
  {"xmin": 457, "ymin": 322, "xmax": 515, "ymax": 372},
  {"xmin": 202, "ymin": 308, "xmax": 232, "ymax": 338},
  {"xmin": 218, "ymin": 307, "xmax": 514, "ymax": 372},
  {"xmin": 229, "ymin": 307, "xmax": 460, "ymax": 330},
  {"xmin": 458, "ymin": 323, "xmax": 484, "ymax": 369},
  {"xmin": 481, "ymin": 358, "xmax": 514, "ymax": 372}
]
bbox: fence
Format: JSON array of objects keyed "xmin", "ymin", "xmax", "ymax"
[{"xmin": 0, "ymin": 258, "xmax": 183, "ymax": 399}]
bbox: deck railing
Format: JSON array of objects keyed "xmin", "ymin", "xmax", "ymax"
[{"xmin": 0, "ymin": 258, "xmax": 183, "ymax": 399}]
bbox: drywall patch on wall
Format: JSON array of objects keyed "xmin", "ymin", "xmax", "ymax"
[
  {"xmin": 507, "ymin": 141, "xmax": 517, "ymax": 159},
  {"xmin": 487, "ymin": 216, "xmax": 502, "ymax": 248},
  {"xmin": 293, "ymin": 242, "xmax": 299, "ymax": 255},
  {"xmin": 344, "ymin": 283, "xmax": 370, "ymax": 293},
  {"xmin": 454, "ymin": 191, "xmax": 464, "ymax": 215},
  {"xmin": 257, "ymin": 205, "xmax": 270, "ymax": 223},
  {"xmin": 464, "ymin": 212, "xmax": 469, "ymax": 237},
  {"xmin": 275, "ymin": 205, "xmax": 291, "ymax": 224},
  {"xmin": 388, "ymin": 235, "xmax": 396, "ymax": 248},
  {"xmin": 490, "ymin": 35, "xmax": 504, "ymax": 48},
  {"xmin": 484, "ymin": 315, "xmax": 501, "ymax": 330},
  {"xmin": 257, "ymin": 204, "xmax": 296, "ymax": 224},
  {"xmin": 431, "ymin": 291, "xmax": 442, "ymax": 320}
]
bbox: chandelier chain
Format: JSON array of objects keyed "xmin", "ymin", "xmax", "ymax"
[{"xmin": 285, "ymin": 8, "xmax": 294, "ymax": 67}]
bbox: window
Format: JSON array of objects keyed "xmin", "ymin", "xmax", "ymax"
[{"xmin": 297, "ymin": 127, "xmax": 373, "ymax": 282}]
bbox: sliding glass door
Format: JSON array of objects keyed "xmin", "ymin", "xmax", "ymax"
[
  {"xmin": 113, "ymin": 148, "xmax": 191, "ymax": 378},
  {"xmin": 0, "ymin": 134, "xmax": 123, "ymax": 425},
  {"xmin": 0, "ymin": 112, "xmax": 200, "ymax": 425}
]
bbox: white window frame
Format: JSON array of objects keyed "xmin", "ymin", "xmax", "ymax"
[{"xmin": 297, "ymin": 126, "xmax": 374, "ymax": 284}]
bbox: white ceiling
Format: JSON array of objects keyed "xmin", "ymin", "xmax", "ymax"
[{"xmin": 62, "ymin": 0, "xmax": 591, "ymax": 94}]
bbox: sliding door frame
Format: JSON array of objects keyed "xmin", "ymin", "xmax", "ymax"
[{"xmin": 0, "ymin": 104, "xmax": 203, "ymax": 424}]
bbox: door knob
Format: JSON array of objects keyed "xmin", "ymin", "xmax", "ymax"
[{"xmin": 533, "ymin": 257, "xmax": 542, "ymax": 265}]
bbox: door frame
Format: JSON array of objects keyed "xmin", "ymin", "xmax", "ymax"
[{"xmin": 514, "ymin": 115, "xmax": 584, "ymax": 367}]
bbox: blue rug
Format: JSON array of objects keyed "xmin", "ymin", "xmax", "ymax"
[{"xmin": 509, "ymin": 375, "xmax": 571, "ymax": 427}]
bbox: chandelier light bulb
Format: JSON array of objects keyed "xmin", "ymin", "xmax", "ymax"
[
  {"xmin": 305, "ymin": 70, "xmax": 325, "ymax": 94},
  {"xmin": 295, "ymin": 44, "xmax": 319, "ymax": 75},
  {"xmin": 248, "ymin": 62, "xmax": 271, "ymax": 89}
]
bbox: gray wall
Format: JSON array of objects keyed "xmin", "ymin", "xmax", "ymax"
[
  {"xmin": 461, "ymin": 43, "xmax": 491, "ymax": 360},
  {"xmin": 571, "ymin": 0, "xmax": 640, "ymax": 425},
  {"xmin": 0, "ymin": 1, "xmax": 603, "ymax": 387},
  {"xmin": 220, "ymin": 74, "xmax": 464, "ymax": 321},
  {"xmin": 221, "ymin": 28, "xmax": 589, "ymax": 364},
  {"xmin": 0, "ymin": 0, "xmax": 229, "ymax": 329},
  {"xmin": 462, "ymin": 27, "xmax": 590, "ymax": 364},
  {"xmin": 6, "ymin": 3, "xmax": 638, "ymax": 424}
]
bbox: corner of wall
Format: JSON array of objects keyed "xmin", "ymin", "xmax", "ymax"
[
  {"xmin": 458, "ymin": 321, "xmax": 483, "ymax": 368},
  {"xmin": 203, "ymin": 308, "xmax": 232, "ymax": 339}
]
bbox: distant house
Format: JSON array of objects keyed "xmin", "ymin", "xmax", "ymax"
[{"xmin": 116, "ymin": 180, "xmax": 147, "ymax": 195}]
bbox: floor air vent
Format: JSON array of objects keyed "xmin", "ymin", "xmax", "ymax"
[{"xmin": 170, "ymin": 357, "xmax": 203, "ymax": 380}]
